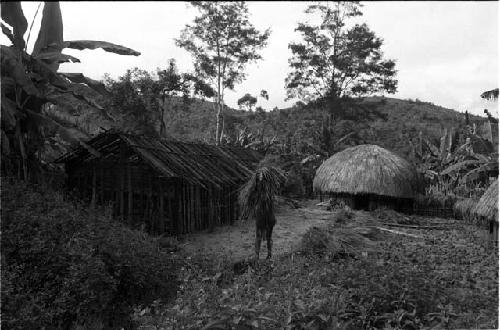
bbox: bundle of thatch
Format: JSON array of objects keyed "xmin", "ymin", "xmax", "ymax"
[
  {"xmin": 313, "ymin": 145, "xmax": 422, "ymax": 198},
  {"xmin": 453, "ymin": 198, "xmax": 478, "ymax": 222},
  {"xmin": 238, "ymin": 166, "xmax": 285, "ymax": 220},
  {"xmin": 298, "ymin": 225, "xmax": 377, "ymax": 259},
  {"xmin": 472, "ymin": 179, "xmax": 498, "ymax": 226}
]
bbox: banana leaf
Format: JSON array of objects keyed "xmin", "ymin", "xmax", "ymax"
[
  {"xmin": 1, "ymin": 46, "xmax": 41, "ymax": 97},
  {"xmin": 32, "ymin": 2, "xmax": 64, "ymax": 71},
  {"xmin": 1, "ymin": 2, "xmax": 27, "ymax": 49},
  {"xmin": 62, "ymin": 40, "xmax": 140, "ymax": 56},
  {"xmin": 60, "ymin": 72, "xmax": 110, "ymax": 96},
  {"xmin": 34, "ymin": 52, "xmax": 80, "ymax": 64},
  {"xmin": 1, "ymin": 23, "xmax": 15, "ymax": 45},
  {"xmin": 1, "ymin": 94, "xmax": 18, "ymax": 130},
  {"xmin": 440, "ymin": 159, "xmax": 482, "ymax": 176}
]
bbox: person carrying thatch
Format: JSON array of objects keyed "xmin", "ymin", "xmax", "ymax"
[{"xmin": 239, "ymin": 166, "xmax": 285, "ymax": 260}]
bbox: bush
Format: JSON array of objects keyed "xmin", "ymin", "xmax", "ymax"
[
  {"xmin": 1, "ymin": 180, "xmax": 178, "ymax": 329},
  {"xmin": 414, "ymin": 193, "xmax": 459, "ymax": 209}
]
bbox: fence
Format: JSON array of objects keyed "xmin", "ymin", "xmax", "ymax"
[{"xmin": 400, "ymin": 207, "xmax": 456, "ymax": 219}]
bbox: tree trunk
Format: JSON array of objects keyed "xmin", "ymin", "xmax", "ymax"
[
  {"xmin": 159, "ymin": 97, "xmax": 166, "ymax": 138},
  {"xmin": 215, "ymin": 100, "xmax": 222, "ymax": 145}
]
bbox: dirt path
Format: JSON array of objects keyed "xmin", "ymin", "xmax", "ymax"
[{"xmin": 181, "ymin": 204, "xmax": 335, "ymax": 261}]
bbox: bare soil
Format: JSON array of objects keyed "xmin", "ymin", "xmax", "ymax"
[{"xmin": 181, "ymin": 201, "xmax": 336, "ymax": 261}]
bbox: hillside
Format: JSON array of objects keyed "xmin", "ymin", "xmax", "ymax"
[
  {"xmin": 152, "ymin": 96, "xmax": 487, "ymax": 159},
  {"xmin": 47, "ymin": 95, "xmax": 489, "ymax": 163}
]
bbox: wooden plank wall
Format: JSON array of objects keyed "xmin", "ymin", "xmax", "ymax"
[{"xmin": 67, "ymin": 160, "xmax": 240, "ymax": 236}]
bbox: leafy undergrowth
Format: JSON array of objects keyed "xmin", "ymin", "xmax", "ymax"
[
  {"xmin": 1, "ymin": 179, "xmax": 179, "ymax": 329},
  {"xmin": 134, "ymin": 212, "xmax": 498, "ymax": 330}
]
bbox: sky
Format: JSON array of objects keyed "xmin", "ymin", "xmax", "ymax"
[{"xmin": 2, "ymin": 1, "xmax": 498, "ymax": 116}]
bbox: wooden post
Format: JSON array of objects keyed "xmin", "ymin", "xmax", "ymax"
[
  {"xmin": 91, "ymin": 164, "xmax": 96, "ymax": 209},
  {"xmin": 148, "ymin": 175, "xmax": 153, "ymax": 232},
  {"xmin": 100, "ymin": 167, "xmax": 105, "ymax": 206},
  {"xmin": 120, "ymin": 166, "xmax": 125, "ymax": 221},
  {"xmin": 128, "ymin": 163, "xmax": 133, "ymax": 225},
  {"xmin": 159, "ymin": 181, "xmax": 164, "ymax": 233}
]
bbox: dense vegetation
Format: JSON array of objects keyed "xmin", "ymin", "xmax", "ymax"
[
  {"xmin": 101, "ymin": 93, "xmax": 474, "ymax": 158},
  {"xmin": 1, "ymin": 180, "xmax": 178, "ymax": 329}
]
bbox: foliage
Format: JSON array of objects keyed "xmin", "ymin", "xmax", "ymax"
[
  {"xmin": 411, "ymin": 122, "xmax": 498, "ymax": 198},
  {"xmin": 1, "ymin": 180, "xmax": 178, "ymax": 329},
  {"xmin": 260, "ymin": 89, "xmax": 269, "ymax": 101},
  {"xmin": 0, "ymin": 1, "xmax": 140, "ymax": 181},
  {"xmin": 176, "ymin": 1, "xmax": 270, "ymax": 143},
  {"xmin": 103, "ymin": 63, "xmax": 213, "ymax": 138},
  {"xmin": 285, "ymin": 1, "xmax": 397, "ymax": 103},
  {"xmin": 237, "ymin": 93, "xmax": 258, "ymax": 111},
  {"xmin": 480, "ymin": 88, "xmax": 499, "ymax": 101},
  {"xmin": 134, "ymin": 212, "xmax": 498, "ymax": 329}
]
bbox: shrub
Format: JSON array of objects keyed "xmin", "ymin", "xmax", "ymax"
[
  {"xmin": 1, "ymin": 180, "xmax": 178, "ymax": 329},
  {"xmin": 414, "ymin": 193, "xmax": 459, "ymax": 209}
]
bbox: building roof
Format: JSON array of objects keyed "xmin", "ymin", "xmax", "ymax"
[
  {"xmin": 55, "ymin": 132, "xmax": 262, "ymax": 189},
  {"xmin": 473, "ymin": 179, "xmax": 498, "ymax": 223},
  {"xmin": 313, "ymin": 144, "xmax": 422, "ymax": 199}
]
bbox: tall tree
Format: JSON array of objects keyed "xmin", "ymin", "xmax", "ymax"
[
  {"xmin": 237, "ymin": 93, "xmax": 257, "ymax": 111},
  {"xmin": 104, "ymin": 63, "xmax": 214, "ymax": 137},
  {"xmin": 176, "ymin": 1, "xmax": 270, "ymax": 144},
  {"xmin": 285, "ymin": 1, "xmax": 397, "ymax": 106}
]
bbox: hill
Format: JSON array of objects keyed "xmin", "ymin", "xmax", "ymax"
[
  {"xmin": 46, "ymin": 94, "xmax": 490, "ymax": 163},
  {"xmin": 152, "ymin": 96, "xmax": 487, "ymax": 159}
]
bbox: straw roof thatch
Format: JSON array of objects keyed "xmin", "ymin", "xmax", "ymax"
[
  {"xmin": 55, "ymin": 131, "xmax": 262, "ymax": 189},
  {"xmin": 313, "ymin": 144, "xmax": 422, "ymax": 199},
  {"xmin": 473, "ymin": 179, "xmax": 498, "ymax": 223}
]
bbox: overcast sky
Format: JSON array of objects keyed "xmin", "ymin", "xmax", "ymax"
[{"xmin": 3, "ymin": 1, "xmax": 498, "ymax": 116}]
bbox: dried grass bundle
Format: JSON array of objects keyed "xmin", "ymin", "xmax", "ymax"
[
  {"xmin": 453, "ymin": 198, "xmax": 478, "ymax": 222},
  {"xmin": 298, "ymin": 225, "xmax": 376, "ymax": 259},
  {"xmin": 238, "ymin": 166, "xmax": 285, "ymax": 220}
]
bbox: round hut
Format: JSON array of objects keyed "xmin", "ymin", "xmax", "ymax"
[
  {"xmin": 472, "ymin": 179, "xmax": 498, "ymax": 241},
  {"xmin": 313, "ymin": 144, "xmax": 422, "ymax": 211}
]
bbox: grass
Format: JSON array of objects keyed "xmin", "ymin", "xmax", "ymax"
[{"xmin": 133, "ymin": 210, "xmax": 498, "ymax": 329}]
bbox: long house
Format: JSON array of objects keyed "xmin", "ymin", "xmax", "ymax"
[{"xmin": 56, "ymin": 131, "xmax": 262, "ymax": 235}]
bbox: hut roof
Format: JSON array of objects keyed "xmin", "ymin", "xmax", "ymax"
[
  {"xmin": 473, "ymin": 179, "xmax": 498, "ymax": 223},
  {"xmin": 313, "ymin": 144, "xmax": 422, "ymax": 199},
  {"xmin": 55, "ymin": 132, "xmax": 262, "ymax": 189}
]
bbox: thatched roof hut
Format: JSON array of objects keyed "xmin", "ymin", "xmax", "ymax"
[
  {"xmin": 473, "ymin": 179, "xmax": 498, "ymax": 224},
  {"xmin": 313, "ymin": 145, "xmax": 422, "ymax": 210},
  {"xmin": 55, "ymin": 131, "xmax": 263, "ymax": 235}
]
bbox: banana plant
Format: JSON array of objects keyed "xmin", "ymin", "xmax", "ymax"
[{"xmin": 1, "ymin": 2, "xmax": 140, "ymax": 180}]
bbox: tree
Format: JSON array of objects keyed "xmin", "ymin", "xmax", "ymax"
[
  {"xmin": 260, "ymin": 89, "xmax": 269, "ymax": 101},
  {"xmin": 104, "ymin": 68, "xmax": 160, "ymax": 136},
  {"xmin": 481, "ymin": 88, "xmax": 499, "ymax": 101},
  {"xmin": 104, "ymin": 63, "xmax": 215, "ymax": 137},
  {"xmin": 176, "ymin": 1, "xmax": 270, "ymax": 144},
  {"xmin": 1, "ymin": 2, "xmax": 140, "ymax": 180},
  {"xmin": 285, "ymin": 1, "xmax": 397, "ymax": 105},
  {"xmin": 237, "ymin": 93, "xmax": 257, "ymax": 111},
  {"xmin": 157, "ymin": 59, "xmax": 215, "ymax": 136}
]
